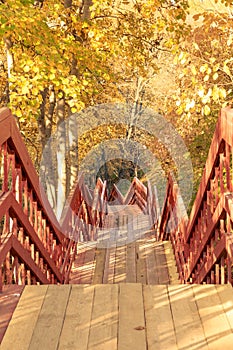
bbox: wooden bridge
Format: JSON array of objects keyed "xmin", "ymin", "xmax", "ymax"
[{"xmin": 1, "ymin": 107, "xmax": 233, "ymax": 349}]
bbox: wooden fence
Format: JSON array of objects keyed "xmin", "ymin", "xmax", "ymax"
[{"xmin": 158, "ymin": 107, "xmax": 233, "ymax": 284}]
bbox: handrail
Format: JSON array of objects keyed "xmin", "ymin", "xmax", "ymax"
[
  {"xmin": 158, "ymin": 107, "xmax": 233, "ymax": 284},
  {"xmin": 0, "ymin": 108, "xmax": 73, "ymax": 291}
]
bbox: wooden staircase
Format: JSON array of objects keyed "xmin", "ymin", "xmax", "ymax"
[
  {"xmin": 2, "ymin": 283, "xmax": 233, "ymax": 349},
  {"xmin": 2, "ymin": 107, "xmax": 233, "ymax": 349},
  {"xmin": 2, "ymin": 205, "xmax": 233, "ymax": 349}
]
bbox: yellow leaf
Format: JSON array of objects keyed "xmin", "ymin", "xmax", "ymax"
[
  {"xmin": 22, "ymin": 86, "xmax": 30, "ymax": 94},
  {"xmin": 219, "ymin": 88, "xmax": 227, "ymax": 99},
  {"xmin": 49, "ymin": 73, "xmax": 56, "ymax": 80},
  {"xmin": 191, "ymin": 65, "xmax": 197, "ymax": 75},
  {"xmin": 198, "ymin": 88, "xmax": 205, "ymax": 98},
  {"xmin": 204, "ymin": 105, "xmax": 210, "ymax": 116},
  {"xmin": 223, "ymin": 64, "xmax": 231, "ymax": 76},
  {"xmin": 15, "ymin": 109, "xmax": 22, "ymax": 117},
  {"xmin": 200, "ymin": 65, "xmax": 206, "ymax": 73},
  {"xmin": 193, "ymin": 42, "xmax": 199, "ymax": 50},
  {"xmin": 213, "ymin": 72, "xmax": 218, "ymax": 80},
  {"xmin": 71, "ymin": 107, "xmax": 77, "ymax": 113},
  {"xmin": 23, "ymin": 65, "xmax": 30, "ymax": 73},
  {"xmin": 212, "ymin": 85, "xmax": 219, "ymax": 101},
  {"xmin": 227, "ymin": 36, "xmax": 232, "ymax": 46}
]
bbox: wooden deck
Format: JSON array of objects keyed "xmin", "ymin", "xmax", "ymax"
[
  {"xmin": 2, "ymin": 283, "xmax": 233, "ymax": 349},
  {"xmin": 70, "ymin": 204, "xmax": 179, "ymax": 285},
  {"xmin": 70, "ymin": 239, "xmax": 178, "ymax": 285}
]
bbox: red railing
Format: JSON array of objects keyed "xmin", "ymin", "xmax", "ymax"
[
  {"xmin": 158, "ymin": 107, "xmax": 233, "ymax": 284},
  {"xmin": 0, "ymin": 108, "xmax": 76, "ymax": 290},
  {"xmin": 61, "ymin": 175, "xmax": 108, "ymax": 243},
  {"xmin": 0, "ymin": 107, "xmax": 114, "ymax": 289}
]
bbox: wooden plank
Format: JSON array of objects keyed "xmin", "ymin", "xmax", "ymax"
[
  {"xmin": 144, "ymin": 285, "xmax": 178, "ymax": 350},
  {"xmin": 154, "ymin": 242, "xmax": 169, "ymax": 284},
  {"xmin": 163, "ymin": 241, "xmax": 180, "ymax": 284},
  {"xmin": 102, "ymin": 241, "xmax": 111, "ymax": 284},
  {"xmin": 193, "ymin": 284, "xmax": 233, "ymax": 349},
  {"xmin": 58, "ymin": 285, "xmax": 94, "ymax": 349},
  {"xmin": 216, "ymin": 284, "xmax": 233, "ymax": 330},
  {"xmin": 102, "ymin": 226, "xmax": 117, "ymax": 284},
  {"xmin": 126, "ymin": 241, "xmax": 136, "ymax": 283},
  {"xmin": 69, "ymin": 243, "xmax": 87, "ymax": 284},
  {"xmin": 118, "ymin": 283, "xmax": 146, "ymax": 350},
  {"xmin": 80, "ymin": 243, "xmax": 96, "ymax": 284},
  {"xmin": 93, "ymin": 248, "xmax": 106, "ymax": 284},
  {"xmin": 146, "ymin": 239, "xmax": 159, "ymax": 285},
  {"xmin": 136, "ymin": 241, "xmax": 147, "ymax": 284},
  {"xmin": 102, "ymin": 224, "xmax": 117, "ymax": 283},
  {"xmin": 28, "ymin": 285, "xmax": 71, "ymax": 350},
  {"xmin": 127, "ymin": 213, "xmax": 135, "ymax": 243},
  {"xmin": 114, "ymin": 243, "xmax": 126, "ymax": 283},
  {"xmin": 88, "ymin": 284, "xmax": 118, "ymax": 350},
  {"xmin": 168, "ymin": 285, "xmax": 208, "ymax": 349},
  {"xmin": 0, "ymin": 285, "xmax": 24, "ymax": 344},
  {"xmin": 1, "ymin": 285, "xmax": 48, "ymax": 350}
]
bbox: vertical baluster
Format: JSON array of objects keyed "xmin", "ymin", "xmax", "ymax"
[
  {"xmin": 19, "ymin": 227, "xmax": 24, "ymax": 245},
  {"xmin": 21, "ymin": 263, "xmax": 26, "ymax": 284},
  {"xmin": 22, "ymin": 179, "xmax": 28, "ymax": 215},
  {"xmin": 3, "ymin": 142, "xmax": 8, "ymax": 192},
  {"xmin": 226, "ymin": 143, "xmax": 231, "ymax": 190},
  {"xmin": 12, "ymin": 217, "xmax": 17, "ymax": 236},
  {"xmin": 6, "ymin": 251, "xmax": 11, "ymax": 284},
  {"xmin": 220, "ymin": 219, "xmax": 225, "ymax": 239},
  {"xmin": 25, "ymin": 236, "xmax": 30, "ymax": 251},
  {"xmin": 211, "ymin": 270, "xmax": 215, "ymax": 284},
  {"xmin": 18, "ymin": 263, "xmax": 22, "ymax": 285},
  {"xmin": 29, "ymin": 190, "xmax": 33, "ymax": 225},
  {"xmin": 220, "ymin": 153, "xmax": 225, "ymax": 193},
  {"xmin": 46, "ymin": 227, "xmax": 51, "ymax": 253},
  {"xmin": 39, "ymin": 258, "xmax": 44, "ymax": 272},
  {"xmin": 27, "ymin": 270, "xmax": 31, "ymax": 285},
  {"xmin": 215, "ymin": 264, "xmax": 220, "ymax": 284},
  {"xmin": 35, "ymin": 251, "xmax": 39, "ymax": 265},
  {"xmin": 215, "ymin": 167, "xmax": 220, "ymax": 205},
  {"xmin": 31, "ymin": 243, "xmax": 35, "ymax": 261},
  {"xmin": 15, "ymin": 166, "xmax": 22, "ymax": 204},
  {"xmin": 37, "ymin": 210, "xmax": 42, "ymax": 241},
  {"xmin": 227, "ymin": 258, "xmax": 232, "ymax": 284},
  {"xmin": 221, "ymin": 256, "xmax": 225, "ymax": 284},
  {"xmin": 42, "ymin": 218, "xmax": 46, "ymax": 246},
  {"xmin": 8, "ymin": 153, "xmax": 15, "ymax": 194},
  {"xmin": 14, "ymin": 256, "xmax": 19, "ymax": 284},
  {"xmin": 33, "ymin": 202, "xmax": 38, "ymax": 233}
]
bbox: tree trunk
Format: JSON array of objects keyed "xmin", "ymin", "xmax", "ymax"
[
  {"xmin": 67, "ymin": 109, "xmax": 79, "ymax": 191},
  {"xmin": 82, "ymin": 0, "xmax": 93, "ymax": 20},
  {"xmin": 56, "ymin": 91, "xmax": 67, "ymax": 220}
]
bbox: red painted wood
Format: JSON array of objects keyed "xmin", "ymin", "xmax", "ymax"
[{"xmin": 158, "ymin": 107, "xmax": 233, "ymax": 284}]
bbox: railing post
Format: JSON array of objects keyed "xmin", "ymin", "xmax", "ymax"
[{"xmin": 0, "ymin": 267, "xmax": 2, "ymax": 293}]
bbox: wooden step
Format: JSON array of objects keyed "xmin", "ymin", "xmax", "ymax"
[
  {"xmin": 70, "ymin": 238, "xmax": 174, "ymax": 285},
  {"xmin": 163, "ymin": 240, "xmax": 180, "ymax": 284},
  {"xmin": 2, "ymin": 284, "xmax": 233, "ymax": 349}
]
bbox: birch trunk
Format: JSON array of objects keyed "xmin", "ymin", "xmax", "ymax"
[{"xmin": 56, "ymin": 92, "xmax": 67, "ymax": 220}]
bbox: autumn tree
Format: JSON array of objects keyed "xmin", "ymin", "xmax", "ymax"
[
  {"xmin": 0, "ymin": 0, "xmax": 192, "ymax": 213},
  {"xmin": 169, "ymin": 3, "xmax": 233, "ymax": 195}
]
